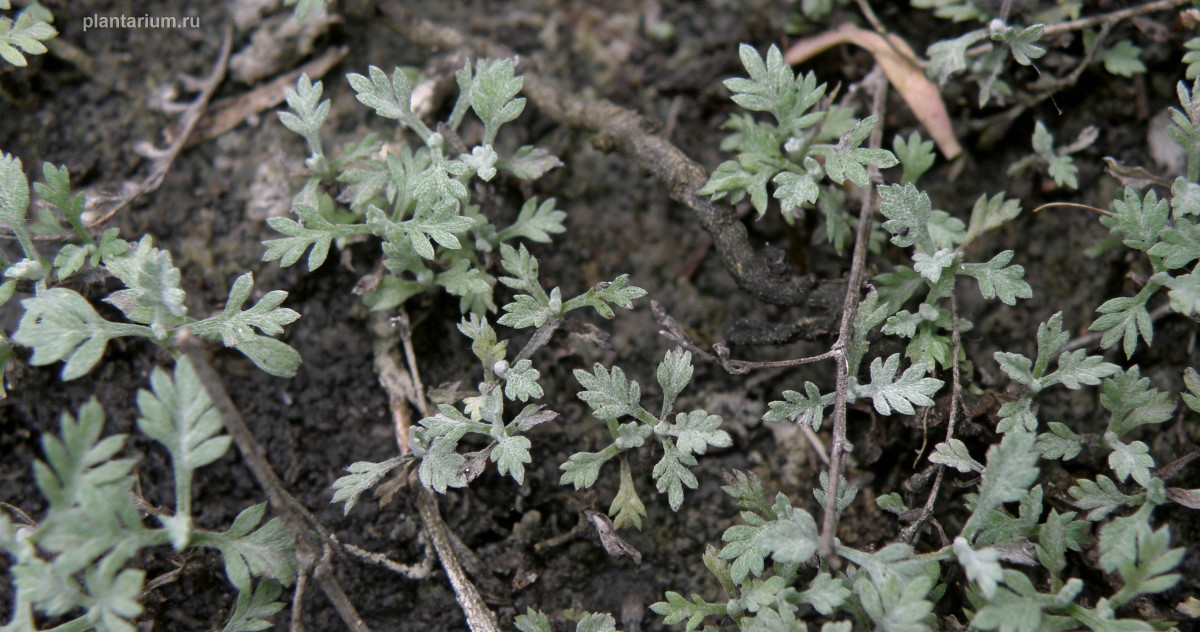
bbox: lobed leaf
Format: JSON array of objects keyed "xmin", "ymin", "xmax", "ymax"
[
  {"xmin": 862, "ymin": 354, "xmax": 943, "ymax": 416},
  {"xmin": 330, "ymin": 457, "xmax": 404, "ymax": 515},
  {"xmin": 959, "ymin": 250, "xmax": 1032, "ymax": 306}
]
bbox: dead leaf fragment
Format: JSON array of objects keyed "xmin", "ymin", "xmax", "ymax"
[{"xmin": 784, "ymin": 23, "xmax": 962, "ymax": 160}]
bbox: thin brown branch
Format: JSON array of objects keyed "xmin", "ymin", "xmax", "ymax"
[
  {"xmin": 1041, "ymin": 0, "xmax": 1191, "ymax": 35},
  {"xmin": 898, "ymin": 293, "xmax": 963, "ymax": 545},
  {"xmin": 416, "ymin": 488, "xmax": 502, "ymax": 632},
  {"xmin": 382, "ymin": 9, "xmax": 824, "ymax": 306},
  {"xmin": 1031, "ymin": 201, "xmax": 1113, "ymax": 217},
  {"xmin": 178, "ymin": 334, "xmax": 373, "ymax": 632},
  {"xmin": 819, "ymin": 66, "xmax": 889, "ymax": 565}
]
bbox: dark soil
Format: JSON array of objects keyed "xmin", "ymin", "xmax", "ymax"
[{"xmin": 2, "ymin": 1, "xmax": 1198, "ymax": 630}]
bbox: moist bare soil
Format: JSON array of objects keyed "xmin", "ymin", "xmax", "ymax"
[{"xmin": 1, "ymin": 1, "xmax": 1197, "ymax": 630}]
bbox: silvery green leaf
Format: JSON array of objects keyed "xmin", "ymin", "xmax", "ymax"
[
  {"xmin": 404, "ymin": 196, "xmax": 474, "ymax": 252},
  {"xmin": 278, "ymin": 73, "xmax": 329, "ymax": 149},
  {"xmin": 928, "ymin": 209, "xmax": 966, "ymax": 250},
  {"xmin": 772, "ymin": 171, "xmax": 819, "ymax": 212},
  {"xmin": 929, "ymin": 439, "xmax": 983, "ymax": 473},
  {"xmin": 856, "ymin": 573, "xmax": 935, "ymax": 632},
  {"xmin": 436, "ymin": 258, "xmax": 494, "ymax": 314},
  {"xmin": 497, "ymin": 197, "xmax": 567, "ymax": 243},
  {"xmin": 563, "ymin": 274, "xmax": 647, "ymax": 319},
  {"xmin": 1109, "ymin": 187, "xmax": 1169, "ymax": 251},
  {"xmin": 874, "ymin": 493, "xmax": 909, "ymax": 519},
  {"xmin": 283, "ymin": 0, "xmax": 328, "ymax": 21},
  {"xmin": 614, "ymin": 422, "xmax": 652, "ymax": 450},
  {"xmin": 34, "ymin": 162, "xmax": 85, "ymax": 225},
  {"xmin": 663, "ymin": 410, "xmax": 730, "ymax": 457},
  {"xmin": 195, "ymin": 503, "xmax": 297, "ymax": 593},
  {"xmin": 656, "ymin": 347, "xmax": 693, "ymax": 416},
  {"xmin": 1101, "ymin": 367, "xmax": 1175, "ymax": 436},
  {"xmin": 458, "ymin": 313, "xmax": 508, "ymax": 369},
  {"xmin": 31, "ymin": 399, "xmax": 132, "ymax": 515},
  {"xmin": 229, "ymin": 334, "xmax": 302, "ymax": 378},
  {"xmin": 575, "ymin": 612, "xmax": 617, "ymax": 632},
  {"xmin": 700, "ymin": 159, "xmax": 772, "ymax": 216},
  {"xmin": 461, "ymin": 144, "xmax": 498, "ymax": 181},
  {"xmin": 330, "ymin": 457, "xmax": 404, "ymax": 515},
  {"xmin": 4, "ymin": 257, "xmax": 43, "ymax": 280},
  {"xmin": 1031, "ymin": 312, "xmax": 1069, "ymax": 379},
  {"xmin": 993, "ymin": 23, "xmax": 1046, "ymax": 66},
  {"xmin": 1097, "ymin": 38, "xmax": 1145, "ymax": 77},
  {"xmin": 336, "ymin": 159, "xmax": 389, "ymax": 210},
  {"xmin": 1042, "ymin": 349, "xmax": 1119, "ymax": 390},
  {"xmin": 102, "ymin": 235, "xmax": 188, "ymax": 336},
  {"xmin": 222, "ymin": 578, "xmax": 286, "ymax": 632},
  {"xmin": 1036, "ymin": 422, "xmax": 1081, "ymax": 461},
  {"xmin": 497, "ymin": 146, "xmax": 563, "ymax": 180},
  {"xmin": 1036, "ymin": 509, "xmax": 1086, "ymax": 580},
  {"xmin": 893, "ymin": 131, "xmax": 936, "ymax": 183},
  {"xmin": 725, "ymin": 44, "xmax": 826, "ymax": 126},
  {"xmin": 510, "ymin": 405, "xmax": 557, "ymax": 431},
  {"xmin": 1183, "ymin": 367, "xmax": 1200, "ymax": 413},
  {"xmin": 264, "ymin": 183, "xmax": 366, "ymax": 270},
  {"xmin": 1171, "ymin": 177, "xmax": 1200, "ymax": 218},
  {"xmin": 954, "ymin": 537, "xmax": 1002, "ymax": 600},
  {"xmin": 1106, "ymin": 434, "xmax": 1155, "ymax": 487},
  {"xmin": 719, "ymin": 497, "xmax": 818, "ymax": 583},
  {"xmin": 420, "ymin": 404, "xmax": 488, "ymax": 443},
  {"xmin": 873, "ymin": 265, "xmax": 924, "ymax": 315},
  {"xmin": 1160, "ymin": 270, "xmax": 1200, "ymax": 315},
  {"xmin": 1068, "ymin": 475, "xmax": 1136, "ymax": 521},
  {"xmin": 964, "ymin": 192, "xmax": 1022, "ymax": 247},
  {"xmin": 498, "ymin": 242, "xmax": 541, "ymax": 293},
  {"xmin": 959, "ymin": 250, "xmax": 1031, "ymax": 306},
  {"xmin": 515, "ymin": 608, "xmax": 553, "ymax": 632},
  {"xmin": 1147, "ymin": 218, "xmax": 1200, "ymax": 269},
  {"xmin": 0, "ymin": 8, "xmax": 56, "ymax": 66},
  {"xmin": 609, "ymin": 457, "xmax": 647, "ymax": 530},
  {"xmin": 814, "ymin": 470, "xmax": 857, "ymax": 518},
  {"xmin": 498, "ymin": 292, "xmax": 554, "ymax": 329},
  {"xmin": 926, "ymin": 29, "xmax": 988, "ymax": 86},
  {"xmin": 52, "ymin": 244, "xmax": 90, "ymax": 281},
  {"xmin": 346, "ymin": 65, "xmax": 431, "ymax": 139},
  {"xmin": 862, "ymin": 354, "xmax": 943, "ymax": 416},
  {"xmin": 136, "ymin": 358, "xmax": 230, "ymax": 546},
  {"xmin": 762, "ymin": 382, "xmax": 833, "ymax": 430},
  {"xmin": 1090, "ymin": 293, "xmax": 1154, "ymax": 359},
  {"xmin": 503, "ymin": 359, "xmax": 543, "ymax": 402},
  {"xmin": 653, "ymin": 440, "xmax": 698, "ymax": 511},
  {"xmin": 1112, "ymin": 523, "xmax": 1184, "ymax": 599},
  {"xmin": 799, "ymin": 572, "xmax": 850, "ymax": 616},
  {"xmin": 560, "ymin": 449, "xmax": 616, "ymax": 489},
  {"xmin": 492, "ymin": 434, "xmax": 532, "ymax": 484},
  {"xmin": 13, "ymin": 287, "xmax": 150, "ymax": 381},
  {"xmin": 878, "ymin": 183, "xmax": 934, "ymax": 252},
  {"xmin": 814, "ymin": 116, "xmax": 898, "ymax": 187},
  {"xmin": 913, "ymin": 248, "xmax": 958, "ymax": 283},
  {"xmin": 650, "ymin": 592, "xmax": 725, "ymax": 632},
  {"xmin": 962, "ymin": 431, "xmax": 1039, "ymax": 541},
  {"xmin": 883, "ymin": 310, "xmax": 922, "ymax": 338},
  {"xmin": 190, "ymin": 273, "xmax": 300, "ymax": 348},
  {"xmin": 469, "ymin": 58, "xmax": 526, "ymax": 144},
  {"xmin": 418, "ymin": 438, "xmax": 467, "ymax": 493}
]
